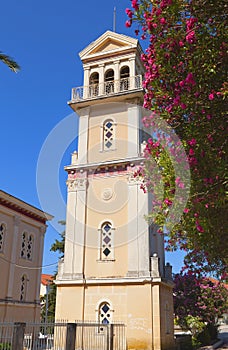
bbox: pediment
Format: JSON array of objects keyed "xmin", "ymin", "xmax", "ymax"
[
  {"xmin": 79, "ymin": 31, "xmax": 139, "ymax": 61},
  {"xmin": 91, "ymin": 39, "xmax": 126, "ymax": 54}
]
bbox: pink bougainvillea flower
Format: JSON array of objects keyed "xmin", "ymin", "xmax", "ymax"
[
  {"xmin": 125, "ymin": 8, "xmax": 133, "ymax": 18},
  {"xmin": 185, "ymin": 72, "xmax": 196, "ymax": 85},
  {"xmin": 186, "ymin": 17, "xmax": 198, "ymax": 31},
  {"xmin": 188, "ymin": 138, "xmax": 197, "ymax": 146},
  {"xmin": 209, "ymin": 93, "xmax": 214, "ymax": 100},
  {"xmin": 131, "ymin": 0, "xmax": 139, "ymax": 10},
  {"xmin": 160, "ymin": 17, "xmax": 166, "ymax": 25},
  {"xmin": 125, "ymin": 20, "xmax": 132, "ymax": 28},
  {"xmin": 164, "ymin": 198, "xmax": 172, "ymax": 206},
  {"xmin": 186, "ymin": 31, "xmax": 196, "ymax": 44},
  {"xmin": 196, "ymin": 224, "xmax": 204, "ymax": 233}
]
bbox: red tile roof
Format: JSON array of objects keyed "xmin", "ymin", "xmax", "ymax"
[
  {"xmin": 209, "ymin": 277, "xmax": 228, "ymax": 290},
  {"xmin": 41, "ymin": 274, "xmax": 53, "ymax": 286}
]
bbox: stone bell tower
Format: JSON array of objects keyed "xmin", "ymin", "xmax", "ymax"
[{"xmin": 55, "ymin": 31, "xmax": 175, "ymax": 350}]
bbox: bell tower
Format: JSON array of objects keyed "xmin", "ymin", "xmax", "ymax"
[{"xmin": 55, "ymin": 31, "xmax": 175, "ymax": 350}]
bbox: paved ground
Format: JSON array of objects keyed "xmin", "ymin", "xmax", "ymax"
[{"xmin": 217, "ymin": 325, "xmax": 228, "ymax": 349}]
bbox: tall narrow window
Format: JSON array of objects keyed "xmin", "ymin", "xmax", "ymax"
[
  {"xmin": 0, "ymin": 223, "xmax": 6, "ymax": 253},
  {"xmin": 20, "ymin": 275, "xmax": 27, "ymax": 301},
  {"xmin": 100, "ymin": 222, "xmax": 113, "ymax": 260},
  {"xmin": 26, "ymin": 234, "xmax": 33, "ymax": 260},
  {"xmin": 89, "ymin": 72, "xmax": 99, "ymax": 97},
  {"xmin": 21, "ymin": 232, "xmax": 33, "ymax": 260},
  {"xmin": 103, "ymin": 119, "xmax": 115, "ymax": 151},
  {"xmin": 120, "ymin": 66, "xmax": 130, "ymax": 91},
  {"xmin": 99, "ymin": 302, "xmax": 111, "ymax": 324},
  {"xmin": 21, "ymin": 232, "xmax": 27, "ymax": 258},
  {"xmin": 104, "ymin": 69, "xmax": 114, "ymax": 94}
]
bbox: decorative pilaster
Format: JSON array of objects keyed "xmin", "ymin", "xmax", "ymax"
[
  {"xmin": 83, "ymin": 67, "xmax": 90, "ymax": 98},
  {"xmin": 127, "ymin": 173, "xmax": 150, "ymax": 277},
  {"xmin": 98, "ymin": 63, "xmax": 105, "ymax": 95},
  {"xmin": 6, "ymin": 216, "xmax": 21, "ymax": 299},
  {"xmin": 77, "ymin": 107, "xmax": 90, "ymax": 164},
  {"xmin": 127, "ymin": 105, "xmax": 140, "ymax": 158},
  {"xmin": 63, "ymin": 177, "xmax": 88, "ymax": 279},
  {"xmin": 129, "ymin": 57, "xmax": 136, "ymax": 89},
  {"xmin": 114, "ymin": 60, "xmax": 120, "ymax": 93},
  {"xmin": 34, "ymin": 226, "xmax": 46, "ymax": 304}
]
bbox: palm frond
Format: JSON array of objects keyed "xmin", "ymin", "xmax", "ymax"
[{"xmin": 0, "ymin": 52, "xmax": 20, "ymax": 72}]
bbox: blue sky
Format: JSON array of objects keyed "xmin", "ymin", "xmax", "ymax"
[{"xmin": 0, "ymin": 0, "xmax": 185, "ymax": 275}]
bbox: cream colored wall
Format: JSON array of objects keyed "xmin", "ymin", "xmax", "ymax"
[
  {"xmin": 0, "ymin": 204, "xmax": 46, "ymax": 322},
  {"xmin": 159, "ymin": 284, "xmax": 175, "ymax": 350},
  {"xmin": 85, "ymin": 174, "xmax": 129, "ymax": 278},
  {"xmin": 55, "ymin": 282, "xmax": 174, "ymax": 350},
  {"xmin": 87, "ymin": 103, "xmax": 129, "ymax": 163}
]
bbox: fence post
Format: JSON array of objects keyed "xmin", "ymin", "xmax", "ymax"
[
  {"xmin": 66, "ymin": 323, "xmax": 77, "ymax": 350},
  {"xmin": 110, "ymin": 324, "xmax": 114, "ymax": 350},
  {"xmin": 12, "ymin": 322, "xmax": 26, "ymax": 350}
]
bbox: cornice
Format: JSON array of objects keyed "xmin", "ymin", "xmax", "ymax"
[
  {"xmin": 0, "ymin": 190, "xmax": 53, "ymax": 224},
  {"xmin": 65, "ymin": 156, "xmax": 145, "ymax": 173}
]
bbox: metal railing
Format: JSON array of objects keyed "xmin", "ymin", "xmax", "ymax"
[
  {"xmin": 71, "ymin": 75, "xmax": 143, "ymax": 102},
  {"xmin": 0, "ymin": 321, "xmax": 126, "ymax": 350}
]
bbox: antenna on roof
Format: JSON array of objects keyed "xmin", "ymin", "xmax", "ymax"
[{"xmin": 113, "ymin": 7, "xmax": 116, "ymax": 32}]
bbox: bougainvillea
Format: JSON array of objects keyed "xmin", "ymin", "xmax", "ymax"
[
  {"xmin": 174, "ymin": 273, "xmax": 228, "ymax": 329},
  {"xmin": 126, "ymin": 0, "xmax": 227, "ymax": 278}
]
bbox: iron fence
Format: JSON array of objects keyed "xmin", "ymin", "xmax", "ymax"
[{"xmin": 0, "ymin": 321, "xmax": 126, "ymax": 350}]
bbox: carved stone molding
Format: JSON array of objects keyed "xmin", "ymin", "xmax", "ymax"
[
  {"xmin": 102, "ymin": 188, "xmax": 113, "ymax": 201},
  {"xmin": 13, "ymin": 215, "xmax": 21, "ymax": 226},
  {"xmin": 39, "ymin": 226, "xmax": 46, "ymax": 236},
  {"xmin": 67, "ymin": 178, "xmax": 88, "ymax": 192},
  {"xmin": 127, "ymin": 173, "xmax": 143, "ymax": 185}
]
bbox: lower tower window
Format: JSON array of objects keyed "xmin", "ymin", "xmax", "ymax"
[{"xmin": 99, "ymin": 302, "xmax": 111, "ymax": 324}]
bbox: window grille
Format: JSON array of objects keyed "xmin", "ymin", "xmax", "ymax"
[
  {"xmin": 21, "ymin": 232, "xmax": 33, "ymax": 260},
  {"xmin": 101, "ymin": 222, "xmax": 113, "ymax": 260},
  {"xmin": 103, "ymin": 120, "xmax": 115, "ymax": 151},
  {"xmin": 99, "ymin": 302, "xmax": 111, "ymax": 324},
  {"xmin": 0, "ymin": 223, "xmax": 6, "ymax": 252},
  {"xmin": 20, "ymin": 275, "xmax": 27, "ymax": 301}
]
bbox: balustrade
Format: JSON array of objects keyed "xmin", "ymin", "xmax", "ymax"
[{"xmin": 71, "ymin": 75, "xmax": 143, "ymax": 102}]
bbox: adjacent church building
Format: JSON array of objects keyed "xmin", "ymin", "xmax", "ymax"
[
  {"xmin": 0, "ymin": 190, "xmax": 52, "ymax": 322},
  {"xmin": 55, "ymin": 31, "xmax": 175, "ymax": 350}
]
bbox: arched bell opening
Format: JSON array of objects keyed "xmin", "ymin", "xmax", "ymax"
[
  {"xmin": 104, "ymin": 69, "xmax": 114, "ymax": 95},
  {"xmin": 120, "ymin": 66, "xmax": 130, "ymax": 91},
  {"xmin": 89, "ymin": 72, "xmax": 99, "ymax": 97}
]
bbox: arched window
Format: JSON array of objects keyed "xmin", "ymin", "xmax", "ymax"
[
  {"xmin": 103, "ymin": 119, "xmax": 115, "ymax": 151},
  {"xmin": 120, "ymin": 66, "xmax": 130, "ymax": 91},
  {"xmin": 104, "ymin": 69, "xmax": 114, "ymax": 95},
  {"xmin": 0, "ymin": 223, "xmax": 6, "ymax": 253},
  {"xmin": 27, "ymin": 234, "xmax": 33, "ymax": 260},
  {"xmin": 100, "ymin": 222, "xmax": 113, "ymax": 260},
  {"xmin": 21, "ymin": 232, "xmax": 33, "ymax": 260},
  {"xmin": 20, "ymin": 275, "xmax": 27, "ymax": 301},
  {"xmin": 99, "ymin": 302, "xmax": 111, "ymax": 324},
  {"xmin": 89, "ymin": 72, "xmax": 99, "ymax": 97}
]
